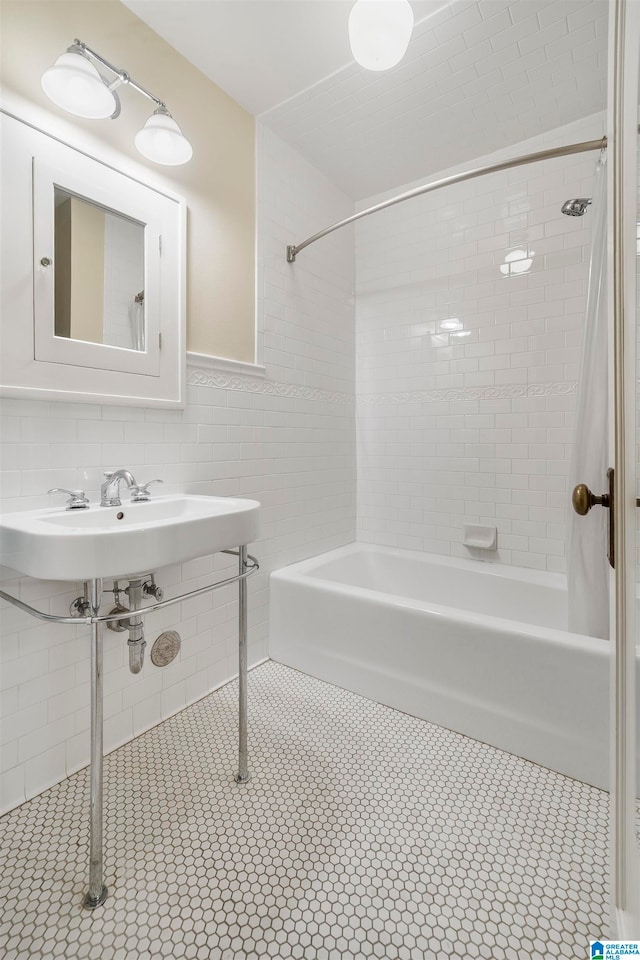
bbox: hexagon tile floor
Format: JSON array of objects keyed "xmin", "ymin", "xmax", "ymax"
[{"xmin": 0, "ymin": 661, "xmax": 617, "ymax": 960}]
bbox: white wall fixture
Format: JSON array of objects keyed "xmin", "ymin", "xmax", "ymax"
[
  {"xmin": 463, "ymin": 525, "xmax": 498, "ymax": 552},
  {"xmin": 41, "ymin": 48, "xmax": 118, "ymax": 119},
  {"xmin": 348, "ymin": 0, "xmax": 414, "ymax": 71},
  {"xmin": 0, "ymin": 112, "xmax": 186, "ymax": 408},
  {"xmin": 0, "ymin": 493, "xmax": 260, "ymax": 588},
  {"xmin": 134, "ymin": 108, "xmax": 193, "ymax": 166},
  {"xmin": 41, "ymin": 39, "xmax": 193, "ymax": 165}
]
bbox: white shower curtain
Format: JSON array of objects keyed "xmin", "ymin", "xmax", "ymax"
[
  {"xmin": 566, "ymin": 154, "xmax": 609, "ymax": 639},
  {"xmin": 129, "ymin": 299, "xmax": 145, "ymax": 351}
]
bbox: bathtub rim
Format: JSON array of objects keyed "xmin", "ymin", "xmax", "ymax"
[{"xmin": 270, "ymin": 541, "xmax": 608, "ymax": 654}]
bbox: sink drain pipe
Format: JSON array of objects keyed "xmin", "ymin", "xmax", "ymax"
[
  {"xmin": 105, "ymin": 576, "xmax": 164, "ymax": 674},
  {"xmin": 126, "ymin": 579, "xmax": 145, "ymax": 674}
]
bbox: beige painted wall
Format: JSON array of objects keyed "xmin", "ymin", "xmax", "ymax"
[
  {"xmin": 54, "ymin": 198, "xmax": 72, "ymax": 338},
  {"xmin": 0, "ymin": 0, "xmax": 256, "ymax": 362}
]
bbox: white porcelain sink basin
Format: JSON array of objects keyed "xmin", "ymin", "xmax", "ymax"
[{"xmin": 0, "ymin": 495, "xmax": 260, "ymax": 581}]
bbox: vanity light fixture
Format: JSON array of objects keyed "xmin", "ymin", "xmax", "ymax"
[
  {"xmin": 134, "ymin": 107, "xmax": 193, "ymax": 166},
  {"xmin": 348, "ymin": 0, "xmax": 414, "ymax": 71},
  {"xmin": 41, "ymin": 47, "xmax": 120, "ymax": 119},
  {"xmin": 41, "ymin": 40, "xmax": 193, "ymax": 165}
]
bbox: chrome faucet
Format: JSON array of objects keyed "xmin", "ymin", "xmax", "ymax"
[{"xmin": 100, "ymin": 470, "xmax": 137, "ymax": 507}]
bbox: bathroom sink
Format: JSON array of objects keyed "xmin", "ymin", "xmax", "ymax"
[{"xmin": 0, "ymin": 495, "xmax": 260, "ymax": 581}]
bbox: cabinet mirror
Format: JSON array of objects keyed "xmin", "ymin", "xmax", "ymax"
[
  {"xmin": 0, "ymin": 112, "xmax": 186, "ymax": 408},
  {"xmin": 53, "ymin": 187, "xmax": 146, "ymax": 352}
]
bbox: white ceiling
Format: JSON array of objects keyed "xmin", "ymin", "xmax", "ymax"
[
  {"xmin": 123, "ymin": 0, "xmax": 441, "ymax": 115},
  {"xmin": 124, "ymin": 0, "xmax": 609, "ymax": 199}
]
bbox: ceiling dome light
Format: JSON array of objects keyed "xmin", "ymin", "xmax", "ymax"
[
  {"xmin": 134, "ymin": 107, "xmax": 193, "ymax": 166},
  {"xmin": 41, "ymin": 46, "xmax": 117, "ymax": 119},
  {"xmin": 349, "ymin": 0, "xmax": 414, "ymax": 71}
]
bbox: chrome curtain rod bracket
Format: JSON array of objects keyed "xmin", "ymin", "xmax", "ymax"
[{"xmin": 285, "ymin": 136, "xmax": 610, "ymax": 263}]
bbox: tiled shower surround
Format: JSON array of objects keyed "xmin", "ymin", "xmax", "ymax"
[
  {"xmin": 0, "ymin": 126, "xmax": 356, "ymax": 813},
  {"xmin": 356, "ymin": 113, "xmax": 604, "ymax": 571}
]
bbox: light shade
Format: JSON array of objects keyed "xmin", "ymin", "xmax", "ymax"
[
  {"xmin": 349, "ymin": 0, "xmax": 414, "ymax": 71},
  {"xmin": 134, "ymin": 109, "xmax": 193, "ymax": 166},
  {"xmin": 41, "ymin": 48, "xmax": 117, "ymax": 119}
]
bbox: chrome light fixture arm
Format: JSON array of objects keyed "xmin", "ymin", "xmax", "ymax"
[{"xmin": 71, "ymin": 39, "xmax": 167, "ymax": 112}]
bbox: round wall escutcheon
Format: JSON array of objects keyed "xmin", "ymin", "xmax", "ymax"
[{"xmin": 151, "ymin": 630, "xmax": 181, "ymax": 667}]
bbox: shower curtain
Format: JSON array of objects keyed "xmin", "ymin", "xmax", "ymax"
[
  {"xmin": 129, "ymin": 297, "xmax": 145, "ymax": 351},
  {"xmin": 566, "ymin": 154, "xmax": 609, "ymax": 640}
]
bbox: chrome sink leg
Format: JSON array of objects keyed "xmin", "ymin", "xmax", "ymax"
[
  {"xmin": 83, "ymin": 578, "xmax": 108, "ymax": 909},
  {"xmin": 235, "ymin": 546, "xmax": 250, "ymax": 784}
]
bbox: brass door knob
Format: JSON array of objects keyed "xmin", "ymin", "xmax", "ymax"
[
  {"xmin": 572, "ymin": 469, "xmax": 615, "ymax": 568},
  {"xmin": 572, "ymin": 482, "xmax": 610, "ymax": 516}
]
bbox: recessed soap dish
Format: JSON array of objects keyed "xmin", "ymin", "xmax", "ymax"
[{"xmin": 463, "ymin": 524, "xmax": 497, "ymax": 551}]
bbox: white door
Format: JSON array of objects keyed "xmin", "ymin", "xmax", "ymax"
[{"xmin": 609, "ymin": 0, "xmax": 639, "ymax": 938}]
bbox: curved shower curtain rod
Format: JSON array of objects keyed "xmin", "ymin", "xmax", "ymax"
[{"xmin": 286, "ymin": 135, "xmax": 609, "ymax": 263}]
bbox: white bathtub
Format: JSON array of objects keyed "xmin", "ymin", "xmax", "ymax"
[{"xmin": 269, "ymin": 543, "xmax": 640, "ymax": 791}]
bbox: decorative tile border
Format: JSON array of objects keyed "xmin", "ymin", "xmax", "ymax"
[
  {"xmin": 358, "ymin": 381, "xmax": 577, "ymax": 405},
  {"xmin": 187, "ymin": 367, "xmax": 577, "ymax": 406},
  {"xmin": 187, "ymin": 367, "xmax": 354, "ymax": 405}
]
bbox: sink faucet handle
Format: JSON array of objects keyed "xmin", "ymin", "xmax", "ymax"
[
  {"xmin": 48, "ymin": 487, "xmax": 90, "ymax": 510},
  {"xmin": 130, "ymin": 479, "xmax": 163, "ymax": 503}
]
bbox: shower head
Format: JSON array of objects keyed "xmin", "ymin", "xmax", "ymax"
[{"xmin": 561, "ymin": 198, "xmax": 592, "ymax": 217}]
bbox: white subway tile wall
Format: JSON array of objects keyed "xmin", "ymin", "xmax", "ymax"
[
  {"xmin": 0, "ymin": 125, "xmax": 356, "ymax": 813},
  {"xmin": 356, "ymin": 113, "xmax": 605, "ymax": 572}
]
